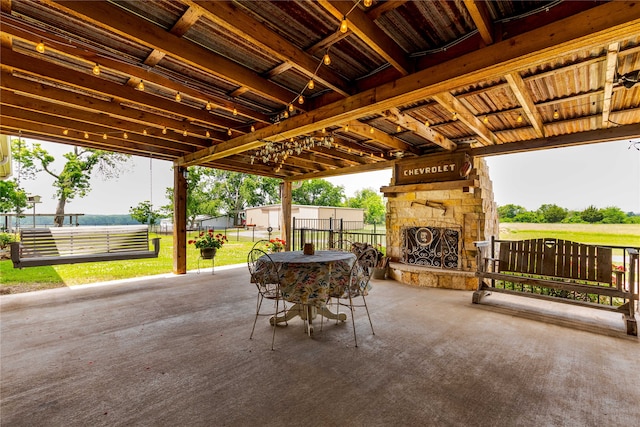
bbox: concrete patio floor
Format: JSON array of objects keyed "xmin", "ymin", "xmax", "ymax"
[{"xmin": 1, "ymin": 264, "xmax": 638, "ymax": 426}]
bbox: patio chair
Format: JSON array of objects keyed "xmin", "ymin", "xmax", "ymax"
[
  {"xmin": 247, "ymin": 248, "xmax": 287, "ymax": 350},
  {"xmin": 330, "ymin": 246, "xmax": 378, "ymax": 347},
  {"xmin": 328, "ymin": 238, "xmax": 354, "ymax": 252}
]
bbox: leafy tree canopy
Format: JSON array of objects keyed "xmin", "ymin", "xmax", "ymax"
[
  {"xmin": 0, "ymin": 179, "xmax": 27, "ymax": 214},
  {"xmin": 537, "ymin": 204, "xmax": 567, "ymax": 223},
  {"xmin": 346, "ymin": 188, "xmax": 385, "ymax": 224},
  {"xmin": 129, "ymin": 200, "xmax": 163, "ymax": 227},
  {"xmin": 292, "ymin": 179, "xmax": 345, "ymax": 206},
  {"xmin": 11, "ymin": 140, "xmax": 129, "ymax": 226}
]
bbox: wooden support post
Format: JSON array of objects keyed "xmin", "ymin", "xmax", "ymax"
[
  {"xmin": 173, "ymin": 164, "xmax": 188, "ymax": 274},
  {"xmin": 281, "ymin": 181, "xmax": 292, "ymax": 251}
]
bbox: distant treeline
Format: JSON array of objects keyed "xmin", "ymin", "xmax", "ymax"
[{"xmin": 499, "ymin": 204, "xmax": 640, "ymax": 224}]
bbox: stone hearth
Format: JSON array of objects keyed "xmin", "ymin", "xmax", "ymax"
[{"xmin": 381, "ymin": 157, "xmax": 498, "ymax": 290}]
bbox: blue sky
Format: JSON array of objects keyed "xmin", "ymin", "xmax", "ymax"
[{"xmin": 12, "ymin": 138, "xmax": 640, "ymax": 215}]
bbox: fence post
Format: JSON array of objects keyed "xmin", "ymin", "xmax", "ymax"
[
  {"xmin": 292, "ymin": 217, "xmax": 297, "ymax": 251},
  {"xmin": 299, "ymin": 228, "xmax": 306, "ymax": 251}
]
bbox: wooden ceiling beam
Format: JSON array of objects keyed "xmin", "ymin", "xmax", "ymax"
[
  {"xmin": 0, "ymin": 70, "xmax": 224, "ymax": 145},
  {"xmin": 472, "ymin": 123, "xmax": 640, "ymax": 157},
  {"xmin": 0, "ymin": 93, "xmax": 206, "ymax": 152},
  {"xmin": 0, "ymin": 119, "xmax": 178, "ymax": 159},
  {"xmin": 463, "ymin": 0, "xmax": 494, "ymax": 46},
  {"xmin": 382, "ymin": 109, "xmax": 457, "ymax": 151},
  {"xmin": 430, "ymin": 93, "xmax": 497, "ymax": 146},
  {"xmin": 188, "ymin": 0, "xmax": 352, "ymax": 97},
  {"xmin": 504, "ymin": 72, "xmax": 545, "ymax": 138},
  {"xmin": 0, "ymin": 47, "xmax": 244, "ymax": 136},
  {"xmin": 283, "ymin": 157, "xmax": 396, "ymax": 182},
  {"xmin": 179, "ymin": 2, "xmax": 640, "ymax": 166},
  {"xmin": 0, "ymin": 105, "xmax": 195, "ymax": 155},
  {"xmin": 48, "ymin": 0, "xmax": 303, "ymax": 111},
  {"xmin": 366, "ymin": 1, "xmax": 408, "ymax": 21},
  {"xmin": 1, "ymin": 14, "xmax": 271, "ymax": 124},
  {"xmin": 345, "ymin": 121, "xmax": 421, "ymax": 154},
  {"xmin": 602, "ymin": 42, "xmax": 620, "ymax": 128},
  {"xmin": 317, "ymin": 0, "xmax": 410, "ymax": 75}
]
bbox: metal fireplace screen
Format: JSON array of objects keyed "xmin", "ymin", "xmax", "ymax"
[{"xmin": 402, "ymin": 226, "xmax": 460, "ymax": 269}]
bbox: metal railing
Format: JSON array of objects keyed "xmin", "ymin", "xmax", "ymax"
[{"xmin": 292, "ymin": 217, "xmax": 386, "ymax": 251}]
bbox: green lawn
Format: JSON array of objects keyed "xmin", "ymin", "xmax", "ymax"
[
  {"xmin": 2, "ymin": 223, "xmax": 637, "ymax": 294},
  {"xmin": 0, "ymin": 234, "xmax": 260, "ymax": 294}
]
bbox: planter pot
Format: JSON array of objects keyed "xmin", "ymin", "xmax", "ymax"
[{"xmin": 200, "ymin": 247, "xmax": 217, "ymax": 259}]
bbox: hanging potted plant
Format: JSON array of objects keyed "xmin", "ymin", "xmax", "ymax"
[{"xmin": 189, "ymin": 230, "xmax": 228, "ymax": 259}]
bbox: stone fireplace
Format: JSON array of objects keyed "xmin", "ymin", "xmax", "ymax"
[{"xmin": 381, "ymin": 154, "xmax": 498, "ymax": 290}]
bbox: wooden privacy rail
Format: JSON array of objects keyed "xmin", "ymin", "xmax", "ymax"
[
  {"xmin": 474, "ymin": 237, "xmax": 638, "ymax": 336},
  {"xmin": 10, "ymin": 226, "xmax": 160, "ymax": 268}
]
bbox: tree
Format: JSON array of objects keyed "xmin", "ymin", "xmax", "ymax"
[
  {"xmin": 292, "ymin": 179, "xmax": 345, "ymax": 206},
  {"xmin": 163, "ymin": 168, "xmax": 280, "ymax": 227},
  {"xmin": 129, "ymin": 200, "xmax": 163, "ymax": 229},
  {"xmin": 0, "ymin": 179, "xmax": 28, "ymax": 215},
  {"xmin": 599, "ymin": 206, "xmax": 627, "ymax": 224},
  {"xmin": 580, "ymin": 205, "xmax": 604, "ymax": 223},
  {"xmin": 513, "ymin": 211, "xmax": 540, "ymax": 223},
  {"xmin": 346, "ymin": 188, "xmax": 386, "ymax": 224},
  {"xmin": 537, "ymin": 204, "xmax": 567, "ymax": 223},
  {"xmin": 12, "ymin": 140, "xmax": 130, "ymax": 227},
  {"xmin": 497, "ymin": 204, "xmax": 527, "ymax": 221}
]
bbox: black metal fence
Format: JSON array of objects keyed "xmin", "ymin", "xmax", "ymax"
[{"xmin": 291, "ymin": 217, "xmax": 386, "ymax": 251}]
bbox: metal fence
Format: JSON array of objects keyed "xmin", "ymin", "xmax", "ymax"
[{"xmin": 291, "ymin": 217, "xmax": 386, "ymax": 251}]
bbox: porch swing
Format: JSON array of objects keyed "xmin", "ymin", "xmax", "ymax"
[{"xmin": 10, "ymin": 151, "xmax": 160, "ymax": 269}]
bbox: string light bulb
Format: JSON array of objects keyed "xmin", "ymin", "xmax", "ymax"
[
  {"xmin": 364, "ymin": 0, "xmax": 373, "ymax": 7},
  {"xmin": 227, "ymin": 128, "xmax": 232, "ymax": 136},
  {"xmin": 553, "ymin": 109, "xmax": 560, "ymax": 119},
  {"xmin": 36, "ymin": 41, "xmax": 45, "ymax": 53},
  {"xmin": 298, "ymin": 95, "xmax": 304, "ymax": 104},
  {"xmin": 370, "ymin": 126, "xmax": 375, "ymax": 134},
  {"xmin": 308, "ymin": 79, "xmax": 315, "ymax": 90},
  {"xmin": 452, "ymin": 111, "xmax": 458, "ymax": 120},
  {"xmin": 288, "ymin": 103, "xmax": 294, "ymax": 112},
  {"xmin": 143, "ymin": 129, "xmax": 148, "ymax": 135},
  {"xmin": 135, "ymin": 80, "xmax": 145, "ymax": 91},
  {"xmin": 233, "ymin": 107, "xmax": 238, "ymax": 116},
  {"xmin": 103, "ymin": 133, "xmax": 107, "ymax": 140},
  {"xmin": 92, "ymin": 64, "xmax": 100, "ymax": 76},
  {"xmin": 63, "ymin": 129, "xmax": 69, "ymax": 135},
  {"xmin": 483, "ymin": 116, "xmax": 489, "ymax": 124},
  {"xmin": 396, "ymin": 125, "xmax": 402, "ymax": 133},
  {"xmin": 344, "ymin": 124, "xmax": 349, "ymax": 132},
  {"xmin": 205, "ymin": 130, "xmax": 210, "ymax": 138},
  {"xmin": 250, "ymin": 125, "xmax": 255, "ymax": 132},
  {"xmin": 425, "ymin": 120, "xmax": 430, "ymax": 127},
  {"xmin": 283, "ymin": 110, "xmax": 289, "ymax": 119},
  {"xmin": 183, "ymin": 130, "xmax": 188, "ymax": 137},
  {"xmin": 162, "ymin": 127, "xmax": 167, "ymax": 135},
  {"xmin": 323, "ymin": 53, "xmax": 331, "ymax": 66},
  {"xmin": 340, "ymin": 17, "xmax": 348, "ymax": 33},
  {"xmin": 517, "ymin": 114, "xmax": 523, "ymax": 123},
  {"xmin": 84, "ymin": 131, "xmax": 89, "ymax": 139},
  {"xmin": 205, "ymin": 101, "xmax": 213, "ymax": 110},
  {"xmin": 123, "ymin": 132, "xmax": 128, "ymax": 139},
  {"xmin": 175, "ymin": 92, "xmax": 182, "ymax": 102},
  {"xmin": 322, "ymin": 127, "xmax": 326, "ymax": 133}
]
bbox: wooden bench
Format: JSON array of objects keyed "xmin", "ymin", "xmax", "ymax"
[
  {"xmin": 473, "ymin": 237, "xmax": 638, "ymax": 336},
  {"xmin": 10, "ymin": 225, "xmax": 160, "ymax": 268}
]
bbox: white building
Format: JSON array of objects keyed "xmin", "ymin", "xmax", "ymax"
[{"xmin": 244, "ymin": 205, "xmax": 364, "ymax": 230}]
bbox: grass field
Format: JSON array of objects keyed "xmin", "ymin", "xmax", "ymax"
[
  {"xmin": 1, "ymin": 224, "xmax": 638, "ymax": 294},
  {"xmin": 499, "ymin": 223, "xmax": 640, "ymax": 247}
]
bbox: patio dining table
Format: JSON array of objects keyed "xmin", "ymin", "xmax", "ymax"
[{"xmin": 255, "ymin": 250, "xmax": 357, "ymax": 335}]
